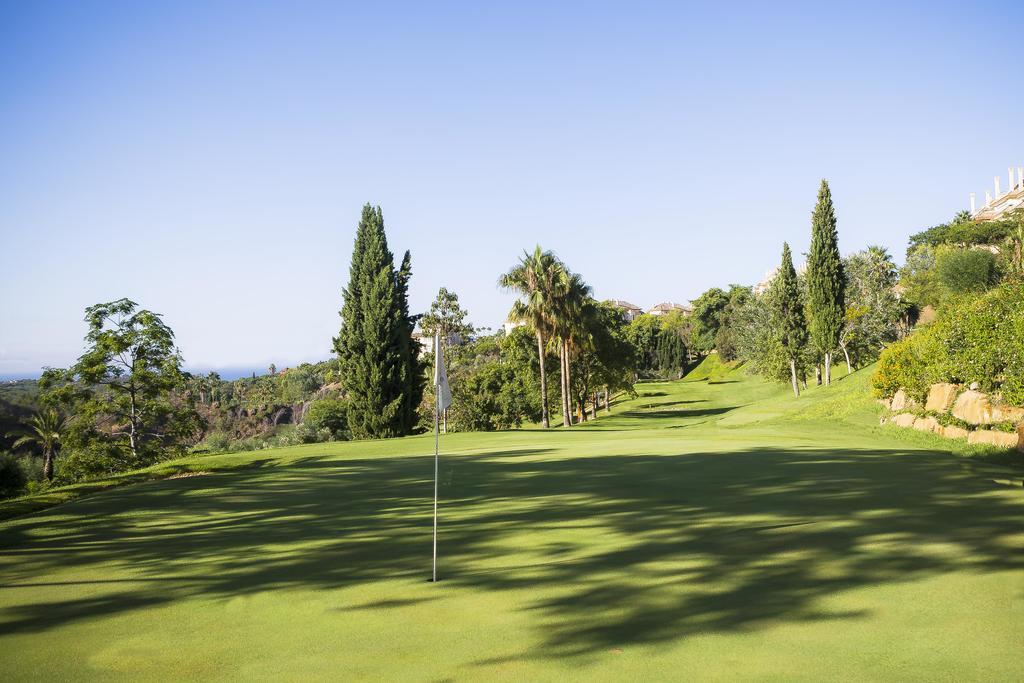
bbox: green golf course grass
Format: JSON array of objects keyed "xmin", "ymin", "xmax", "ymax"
[{"xmin": 1, "ymin": 363, "xmax": 1022, "ymax": 680}]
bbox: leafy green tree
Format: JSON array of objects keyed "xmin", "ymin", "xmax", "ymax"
[
  {"xmin": 806, "ymin": 179, "xmax": 845, "ymax": 385},
  {"xmin": 900, "ymin": 244, "xmax": 942, "ymax": 310},
  {"xmin": 839, "ymin": 246, "xmax": 905, "ymax": 371},
  {"xmin": 582, "ymin": 303, "xmax": 637, "ymax": 412},
  {"xmin": 715, "ymin": 285, "xmax": 753, "ymax": 361},
  {"xmin": 625, "ymin": 314, "xmax": 661, "ymax": 377},
  {"xmin": 772, "ymin": 243, "xmax": 808, "ymax": 397},
  {"xmin": 563, "ymin": 298, "xmax": 635, "ymax": 420},
  {"xmin": 500, "ymin": 246, "xmax": 562, "ymax": 428},
  {"xmin": 440, "ymin": 332, "xmax": 543, "ymax": 431},
  {"xmin": 690, "ymin": 287, "xmax": 729, "ymax": 355},
  {"xmin": 40, "ymin": 299, "xmax": 201, "ymax": 466},
  {"xmin": 8, "ymin": 409, "xmax": 68, "ymax": 481},
  {"xmin": 420, "ymin": 287, "xmax": 474, "ymax": 350},
  {"xmin": 734, "ymin": 293, "xmax": 788, "ymax": 382},
  {"xmin": 333, "ymin": 204, "xmax": 418, "ymax": 439}
]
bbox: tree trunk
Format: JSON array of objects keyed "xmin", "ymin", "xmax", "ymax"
[
  {"xmin": 567, "ymin": 345, "xmax": 575, "ymax": 426},
  {"xmin": 536, "ymin": 331, "xmax": 549, "ymax": 428},
  {"xmin": 565, "ymin": 342, "xmax": 573, "ymax": 428},
  {"xmin": 842, "ymin": 345, "xmax": 852, "ymax": 375},
  {"xmin": 592, "ymin": 393, "xmax": 599, "ymax": 418},
  {"xmin": 790, "ymin": 359, "xmax": 800, "ymax": 397},
  {"xmin": 815, "ymin": 365, "xmax": 822, "ymax": 386},
  {"xmin": 443, "ymin": 408, "xmax": 448, "ymax": 434},
  {"xmin": 604, "ymin": 386, "xmax": 611, "ymax": 413},
  {"xmin": 128, "ymin": 384, "xmax": 139, "ymax": 460},
  {"xmin": 824, "ymin": 352, "xmax": 832, "ymax": 385},
  {"xmin": 43, "ymin": 448, "xmax": 54, "ymax": 481}
]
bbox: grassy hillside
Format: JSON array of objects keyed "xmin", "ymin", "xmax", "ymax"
[
  {"xmin": 680, "ymin": 352, "xmax": 742, "ymax": 383},
  {"xmin": 1, "ymin": 368, "xmax": 1021, "ymax": 680}
]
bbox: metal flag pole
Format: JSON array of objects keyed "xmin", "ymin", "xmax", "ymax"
[{"xmin": 432, "ymin": 357, "xmax": 440, "ymax": 583}]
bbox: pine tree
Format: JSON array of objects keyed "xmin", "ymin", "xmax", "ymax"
[
  {"xmin": 806, "ymin": 179, "xmax": 845, "ymax": 385},
  {"xmin": 772, "ymin": 242, "xmax": 808, "ymax": 397},
  {"xmin": 334, "ymin": 204, "xmax": 417, "ymax": 439}
]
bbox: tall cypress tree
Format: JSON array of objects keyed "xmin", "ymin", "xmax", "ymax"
[
  {"xmin": 334, "ymin": 204, "xmax": 417, "ymax": 438},
  {"xmin": 395, "ymin": 250, "xmax": 425, "ymax": 433},
  {"xmin": 806, "ymin": 179, "xmax": 845, "ymax": 385},
  {"xmin": 773, "ymin": 242, "xmax": 808, "ymax": 397}
]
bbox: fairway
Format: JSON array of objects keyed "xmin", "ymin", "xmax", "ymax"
[{"xmin": 1, "ymin": 368, "xmax": 1021, "ymax": 681}]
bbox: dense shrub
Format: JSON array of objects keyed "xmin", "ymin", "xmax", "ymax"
[
  {"xmin": 936, "ymin": 249, "xmax": 998, "ymax": 296},
  {"xmin": 908, "ymin": 214, "xmax": 1018, "ymax": 250},
  {"xmin": 934, "ymin": 283, "xmax": 1024, "ymax": 401},
  {"xmin": 871, "ymin": 332, "xmax": 940, "ymax": 401},
  {"xmin": 873, "ymin": 284, "xmax": 1024, "ymax": 404},
  {"xmin": 304, "ymin": 399, "xmax": 350, "ymax": 439},
  {"xmin": 57, "ymin": 443, "xmax": 138, "ymax": 484},
  {"xmin": 449, "ymin": 361, "xmax": 540, "ymax": 431},
  {"xmin": 0, "ymin": 453, "xmax": 28, "ymax": 498}
]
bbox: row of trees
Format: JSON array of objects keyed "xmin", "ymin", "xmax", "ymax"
[
  {"xmin": 500, "ymin": 247, "xmax": 635, "ymax": 428},
  {"xmin": 730, "ymin": 181, "xmax": 906, "ymax": 396}
]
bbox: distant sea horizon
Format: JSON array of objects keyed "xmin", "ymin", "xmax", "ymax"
[{"xmin": 1, "ymin": 361, "xmax": 332, "ymax": 383}]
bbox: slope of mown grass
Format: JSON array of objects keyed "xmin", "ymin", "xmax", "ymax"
[
  {"xmin": 1, "ymin": 370, "xmax": 1021, "ymax": 680},
  {"xmin": 680, "ymin": 352, "xmax": 742, "ymax": 382}
]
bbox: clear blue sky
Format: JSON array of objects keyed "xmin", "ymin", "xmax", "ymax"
[{"xmin": 1, "ymin": 1, "xmax": 1022, "ymax": 378}]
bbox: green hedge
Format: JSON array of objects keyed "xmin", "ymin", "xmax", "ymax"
[{"xmin": 873, "ymin": 284, "xmax": 1024, "ymax": 404}]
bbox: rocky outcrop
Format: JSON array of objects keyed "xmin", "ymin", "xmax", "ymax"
[
  {"xmin": 890, "ymin": 389, "xmax": 919, "ymax": 412},
  {"xmin": 994, "ymin": 405, "xmax": 1024, "ymax": 423},
  {"xmin": 967, "ymin": 430, "xmax": 1019, "ymax": 449},
  {"xmin": 912, "ymin": 416, "xmax": 940, "ymax": 433},
  {"xmin": 890, "ymin": 413, "xmax": 916, "ymax": 428},
  {"xmin": 885, "ymin": 383, "xmax": 1024, "ymax": 451},
  {"xmin": 925, "ymin": 383, "xmax": 958, "ymax": 412},
  {"xmin": 938, "ymin": 425, "xmax": 969, "ymax": 440},
  {"xmin": 952, "ymin": 390, "xmax": 996, "ymax": 425}
]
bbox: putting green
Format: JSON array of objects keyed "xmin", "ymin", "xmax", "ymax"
[{"xmin": 1, "ymin": 367, "xmax": 1022, "ymax": 680}]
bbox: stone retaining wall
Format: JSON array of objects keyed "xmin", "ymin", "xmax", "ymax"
[{"xmin": 882, "ymin": 383, "xmax": 1024, "ymax": 452}]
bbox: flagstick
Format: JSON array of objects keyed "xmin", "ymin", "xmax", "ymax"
[{"xmin": 432, "ymin": 382, "xmax": 440, "ymax": 583}]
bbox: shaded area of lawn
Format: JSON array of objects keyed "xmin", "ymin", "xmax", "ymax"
[{"xmin": 1, "ymin": 442, "xmax": 1021, "ymax": 664}]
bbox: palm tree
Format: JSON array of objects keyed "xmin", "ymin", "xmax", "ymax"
[
  {"xmin": 9, "ymin": 409, "xmax": 69, "ymax": 481},
  {"xmin": 500, "ymin": 246, "xmax": 561, "ymax": 428},
  {"xmin": 550, "ymin": 270, "xmax": 592, "ymax": 427}
]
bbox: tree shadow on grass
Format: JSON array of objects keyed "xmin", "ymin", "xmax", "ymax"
[
  {"xmin": 618, "ymin": 405, "xmax": 739, "ymax": 421},
  {"xmin": 0, "ymin": 444, "xmax": 1021, "ymax": 664}
]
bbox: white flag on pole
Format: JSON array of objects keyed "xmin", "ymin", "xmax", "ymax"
[{"xmin": 434, "ymin": 332, "xmax": 452, "ymax": 411}]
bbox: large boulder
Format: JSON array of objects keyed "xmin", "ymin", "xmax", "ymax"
[
  {"xmin": 952, "ymin": 390, "xmax": 997, "ymax": 425},
  {"xmin": 913, "ymin": 416, "xmax": 940, "ymax": 433},
  {"xmin": 890, "ymin": 413, "xmax": 916, "ymax": 428},
  {"xmin": 925, "ymin": 383, "xmax": 958, "ymax": 413},
  {"xmin": 993, "ymin": 405, "xmax": 1024, "ymax": 423},
  {"xmin": 938, "ymin": 425, "xmax": 969, "ymax": 440},
  {"xmin": 967, "ymin": 429, "xmax": 1019, "ymax": 449},
  {"xmin": 891, "ymin": 389, "xmax": 919, "ymax": 412}
]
